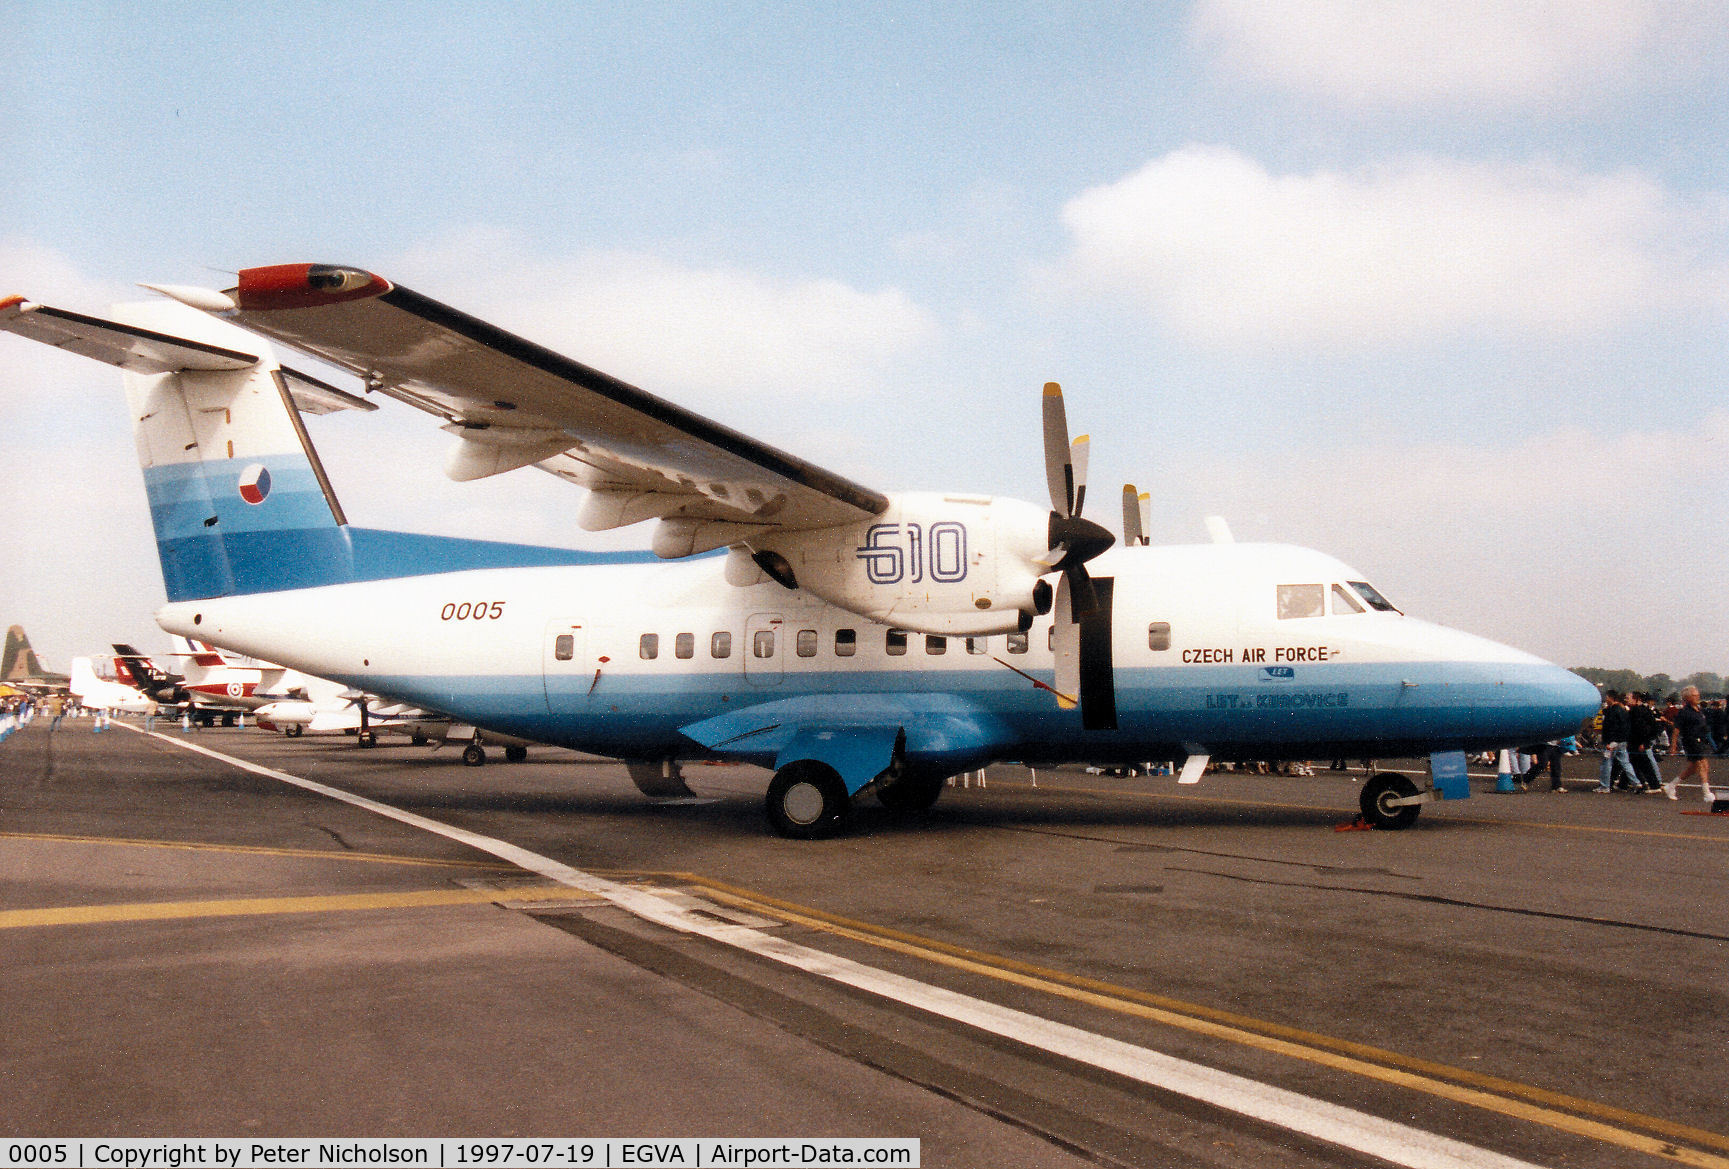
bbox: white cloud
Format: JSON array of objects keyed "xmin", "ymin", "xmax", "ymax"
[
  {"xmin": 1190, "ymin": 0, "xmax": 1726, "ymax": 109},
  {"xmin": 1150, "ymin": 413, "xmax": 1729, "ymax": 674},
  {"xmin": 392, "ymin": 229, "xmax": 938, "ymax": 404},
  {"xmin": 1058, "ymin": 146, "xmax": 1728, "ymax": 349}
]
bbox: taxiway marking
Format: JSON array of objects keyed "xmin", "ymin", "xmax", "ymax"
[
  {"xmin": 0, "ymin": 830, "xmax": 510, "ymax": 868},
  {"xmin": 0, "ymin": 884, "xmax": 587, "ymax": 930},
  {"xmin": 669, "ymin": 872, "xmax": 1729, "ymax": 1166},
  {"xmin": 118, "ymin": 724, "xmax": 1557, "ymax": 1169}
]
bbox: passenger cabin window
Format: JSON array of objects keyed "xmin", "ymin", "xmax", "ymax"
[
  {"xmin": 1331, "ymin": 584, "xmax": 1364, "ymax": 615},
  {"xmin": 926, "ymin": 635, "xmax": 947, "ymax": 655},
  {"xmin": 554, "ymin": 634, "xmax": 574, "ymax": 661},
  {"xmin": 753, "ymin": 630, "xmax": 775, "ymax": 658},
  {"xmin": 675, "ymin": 632, "xmax": 695, "ymax": 658},
  {"xmin": 1277, "ymin": 584, "xmax": 1325, "ymax": 620},
  {"xmin": 1007, "ymin": 631, "xmax": 1028, "ymax": 654},
  {"xmin": 1349, "ymin": 581, "xmax": 1400, "ymax": 612},
  {"xmin": 835, "ymin": 629, "xmax": 857, "ymax": 657},
  {"xmin": 965, "ymin": 637, "xmax": 988, "ymax": 655},
  {"xmin": 639, "ymin": 633, "xmax": 660, "ymax": 659},
  {"xmin": 886, "ymin": 629, "xmax": 908, "ymax": 656},
  {"xmin": 796, "ymin": 629, "xmax": 818, "ymax": 657},
  {"xmin": 710, "ymin": 632, "xmax": 732, "ymax": 659},
  {"xmin": 1148, "ymin": 622, "xmax": 1171, "ymax": 651}
]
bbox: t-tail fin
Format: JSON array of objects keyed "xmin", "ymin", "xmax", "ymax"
[
  {"xmin": 1, "ymin": 296, "xmax": 369, "ymax": 601},
  {"xmin": 117, "ymin": 300, "xmax": 356, "ymax": 601}
]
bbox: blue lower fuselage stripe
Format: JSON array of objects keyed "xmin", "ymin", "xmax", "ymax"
[{"xmin": 341, "ymin": 660, "xmax": 1592, "ymax": 765}]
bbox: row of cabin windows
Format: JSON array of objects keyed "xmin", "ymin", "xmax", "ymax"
[{"xmin": 604, "ymin": 622, "xmax": 1177, "ymax": 661}]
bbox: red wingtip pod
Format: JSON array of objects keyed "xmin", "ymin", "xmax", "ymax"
[
  {"xmin": 0, "ymin": 295, "xmax": 28, "ymax": 313},
  {"xmin": 235, "ymin": 264, "xmax": 392, "ymax": 311}
]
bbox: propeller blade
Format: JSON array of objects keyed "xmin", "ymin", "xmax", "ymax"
[
  {"xmin": 1122, "ymin": 484, "xmax": 1142, "ymax": 547},
  {"xmin": 1067, "ymin": 559, "xmax": 1099, "ymax": 617},
  {"xmin": 1069, "ymin": 434, "xmax": 1090, "ymax": 518},
  {"xmin": 1042, "ymin": 381, "xmax": 1074, "ymax": 514},
  {"xmin": 1137, "ymin": 492, "xmax": 1151, "ymax": 546},
  {"xmin": 1052, "ymin": 575, "xmax": 1081, "ymax": 704}
]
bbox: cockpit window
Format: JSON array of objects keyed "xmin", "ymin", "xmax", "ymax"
[
  {"xmin": 1277, "ymin": 584, "xmax": 1325, "ymax": 620},
  {"xmin": 1349, "ymin": 581, "xmax": 1399, "ymax": 613},
  {"xmin": 1331, "ymin": 583, "xmax": 1365, "ymax": 614}
]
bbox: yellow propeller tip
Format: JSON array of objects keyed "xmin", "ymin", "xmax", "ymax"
[{"xmin": 1043, "ymin": 382, "xmax": 1062, "ymax": 395}]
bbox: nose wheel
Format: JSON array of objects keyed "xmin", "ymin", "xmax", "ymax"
[{"xmin": 1360, "ymin": 772, "xmax": 1422, "ymax": 830}]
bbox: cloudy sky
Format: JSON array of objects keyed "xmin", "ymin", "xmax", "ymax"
[{"xmin": 3, "ymin": 2, "xmax": 1726, "ymax": 675}]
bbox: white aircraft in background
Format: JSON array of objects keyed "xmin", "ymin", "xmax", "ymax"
[
  {"xmin": 68, "ymin": 657, "xmax": 153, "ymax": 716},
  {"xmin": 0, "ymin": 266, "xmax": 1600, "ymax": 836}
]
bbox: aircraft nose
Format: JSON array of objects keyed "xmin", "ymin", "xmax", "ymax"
[{"xmin": 1520, "ymin": 664, "xmax": 1602, "ymax": 738}]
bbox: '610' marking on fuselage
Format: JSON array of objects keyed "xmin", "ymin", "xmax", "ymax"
[{"xmin": 440, "ymin": 601, "xmax": 506, "ymax": 621}]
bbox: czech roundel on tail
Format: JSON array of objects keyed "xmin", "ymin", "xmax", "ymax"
[{"xmin": 0, "ymin": 268, "xmax": 1601, "ymax": 836}]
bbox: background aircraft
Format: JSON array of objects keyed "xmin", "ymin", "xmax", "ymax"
[
  {"xmin": 68, "ymin": 656, "xmax": 152, "ymax": 715},
  {"xmin": 2, "ymin": 625, "xmax": 69, "ymax": 695},
  {"xmin": 0, "ymin": 271, "xmax": 1600, "ymax": 836}
]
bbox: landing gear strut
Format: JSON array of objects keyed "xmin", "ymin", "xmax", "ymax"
[{"xmin": 766, "ymin": 761, "xmax": 850, "ymax": 839}]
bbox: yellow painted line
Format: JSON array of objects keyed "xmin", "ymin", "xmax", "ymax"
[
  {"xmin": 0, "ymin": 884, "xmax": 590, "ymax": 930},
  {"xmin": 648, "ymin": 871, "xmax": 1729, "ymax": 1167},
  {"xmin": 0, "ymin": 831, "xmax": 513, "ymax": 868},
  {"xmin": 995, "ymin": 779, "xmax": 1729, "ymax": 844}
]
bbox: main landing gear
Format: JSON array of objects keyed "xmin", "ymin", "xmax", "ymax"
[
  {"xmin": 765, "ymin": 761, "xmax": 851, "ymax": 839},
  {"xmin": 1359, "ymin": 772, "xmax": 1423, "ymax": 830}
]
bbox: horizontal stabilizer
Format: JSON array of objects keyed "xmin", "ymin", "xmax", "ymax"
[{"xmin": 0, "ymin": 297, "xmax": 256, "ymax": 373}]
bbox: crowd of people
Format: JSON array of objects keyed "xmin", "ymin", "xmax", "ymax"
[{"xmin": 1522, "ymin": 687, "xmax": 1725, "ymax": 800}]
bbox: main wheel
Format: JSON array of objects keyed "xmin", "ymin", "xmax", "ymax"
[
  {"xmin": 504, "ymin": 745, "xmax": 528, "ymax": 763},
  {"xmin": 462, "ymin": 743, "xmax": 486, "ymax": 767},
  {"xmin": 284, "ymin": 724, "xmax": 304, "ymax": 738},
  {"xmin": 876, "ymin": 769, "xmax": 945, "ymax": 812},
  {"xmin": 1360, "ymin": 772, "xmax": 1422, "ymax": 830},
  {"xmin": 766, "ymin": 761, "xmax": 851, "ymax": 839},
  {"xmin": 357, "ymin": 730, "xmax": 377, "ymax": 747}
]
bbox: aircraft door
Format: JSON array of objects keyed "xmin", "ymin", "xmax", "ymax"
[
  {"xmin": 743, "ymin": 612, "xmax": 784, "ymax": 687},
  {"xmin": 543, "ymin": 619, "xmax": 591, "ymax": 713}
]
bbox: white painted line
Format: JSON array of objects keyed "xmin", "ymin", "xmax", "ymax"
[{"xmin": 130, "ymin": 725, "xmax": 1544, "ymax": 1169}]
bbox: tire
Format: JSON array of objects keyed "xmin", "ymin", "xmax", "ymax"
[
  {"xmin": 410, "ymin": 733, "xmax": 429, "ymax": 747},
  {"xmin": 462, "ymin": 743, "xmax": 486, "ymax": 766},
  {"xmin": 284, "ymin": 724, "xmax": 303, "ymax": 738},
  {"xmin": 1360, "ymin": 772, "xmax": 1422, "ymax": 830},
  {"xmin": 765, "ymin": 761, "xmax": 851, "ymax": 839},
  {"xmin": 357, "ymin": 730, "xmax": 377, "ymax": 748},
  {"xmin": 504, "ymin": 745, "xmax": 528, "ymax": 763},
  {"xmin": 876, "ymin": 769, "xmax": 945, "ymax": 812}
]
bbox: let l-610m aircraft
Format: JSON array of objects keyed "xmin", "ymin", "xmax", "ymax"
[{"xmin": 0, "ymin": 265, "xmax": 1599, "ymax": 836}]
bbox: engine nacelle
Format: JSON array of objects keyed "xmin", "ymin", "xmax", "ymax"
[{"xmin": 749, "ymin": 493, "xmax": 1056, "ymax": 636}]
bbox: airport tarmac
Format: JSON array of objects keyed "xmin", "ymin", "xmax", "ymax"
[{"xmin": 1, "ymin": 719, "xmax": 1725, "ymax": 1168}]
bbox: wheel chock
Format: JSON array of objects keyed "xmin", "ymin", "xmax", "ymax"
[{"xmin": 1334, "ymin": 815, "xmax": 1376, "ymax": 831}]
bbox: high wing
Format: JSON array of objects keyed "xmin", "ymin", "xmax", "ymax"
[{"xmin": 162, "ymin": 264, "xmax": 889, "ymax": 555}]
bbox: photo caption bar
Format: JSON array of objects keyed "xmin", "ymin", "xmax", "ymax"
[{"xmin": 0, "ymin": 1140, "xmax": 919, "ymax": 1169}]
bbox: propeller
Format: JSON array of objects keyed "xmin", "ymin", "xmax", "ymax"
[
  {"xmin": 1121, "ymin": 484, "xmax": 1150, "ymax": 547},
  {"xmin": 1038, "ymin": 383, "xmax": 1116, "ymax": 729}
]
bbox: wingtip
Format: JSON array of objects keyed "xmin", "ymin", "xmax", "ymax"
[{"xmin": 0, "ymin": 294, "xmax": 28, "ymax": 313}]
